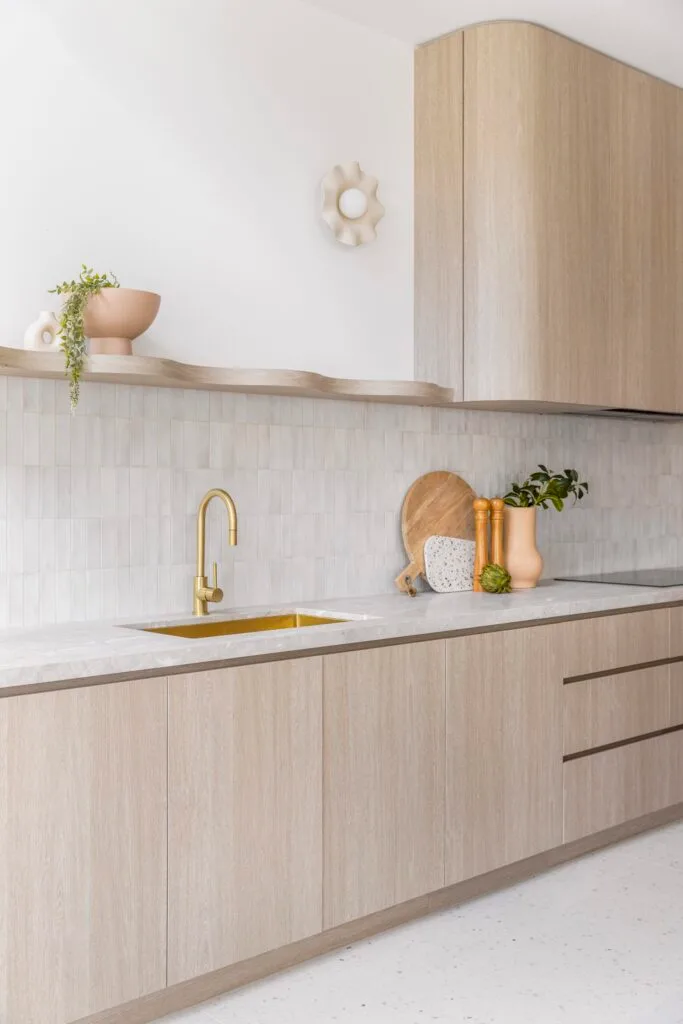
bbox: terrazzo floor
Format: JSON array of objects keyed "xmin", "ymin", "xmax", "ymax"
[{"xmin": 155, "ymin": 822, "xmax": 683, "ymax": 1024}]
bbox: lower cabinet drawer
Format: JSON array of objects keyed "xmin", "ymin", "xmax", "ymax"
[
  {"xmin": 560, "ymin": 609, "xmax": 670, "ymax": 678},
  {"xmin": 671, "ymin": 663, "xmax": 683, "ymax": 723},
  {"xmin": 564, "ymin": 731, "xmax": 683, "ymax": 842},
  {"xmin": 563, "ymin": 665, "xmax": 674, "ymax": 755}
]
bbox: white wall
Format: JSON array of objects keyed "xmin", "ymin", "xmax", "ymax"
[
  {"xmin": 302, "ymin": 0, "xmax": 683, "ymax": 87},
  {"xmin": 0, "ymin": 0, "xmax": 413, "ymax": 379}
]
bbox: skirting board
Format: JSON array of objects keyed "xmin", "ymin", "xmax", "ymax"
[{"xmin": 75, "ymin": 802, "xmax": 683, "ymax": 1024}]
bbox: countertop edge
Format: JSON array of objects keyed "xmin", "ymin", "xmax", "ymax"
[{"xmin": 3, "ymin": 582, "xmax": 683, "ymax": 695}]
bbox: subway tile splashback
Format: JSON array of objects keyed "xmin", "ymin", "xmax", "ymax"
[{"xmin": 1, "ymin": 375, "xmax": 682, "ymax": 628}]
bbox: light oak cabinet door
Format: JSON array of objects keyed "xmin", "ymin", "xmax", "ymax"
[
  {"xmin": 671, "ymin": 663, "xmax": 683, "ymax": 725},
  {"xmin": 563, "ymin": 665, "xmax": 673, "ymax": 756},
  {"xmin": 168, "ymin": 659, "xmax": 323, "ymax": 985},
  {"xmin": 0, "ymin": 679, "xmax": 167, "ymax": 1024},
  {"xmin": 445, "ymin": 625, "xmax": 563, "ymax": 884},
  {"xmin": 670, "ymin": 605, "xmax": 683, "ymax": 658},
  {"xmin": 414, "ymin": 32, "xmax": 464, "ymax": 394},
  {"xmin": 323, "ymin": 642, "xmax": 445, "ymax": 928},
  {"xmin": 462, "ymin": 22, "xmax": 683, "ymax": 411},
  {"xmin": 558, "ymin": 608, "xmax": 670, "ymax": 678},
  {"xmin": 564, "ymin": 732, "xmax": 683, "ymax": 841},
  {"xmin": 416, "ymin": 21, "xmax": 683, "ymax": 411}
]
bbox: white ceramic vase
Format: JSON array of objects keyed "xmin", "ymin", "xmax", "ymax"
[{"xmin": 24, "ymin": 311, "xmax": 60, "ymax": 350}]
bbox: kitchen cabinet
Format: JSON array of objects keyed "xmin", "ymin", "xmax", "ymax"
[
  {"xmin": 323, "ymin": 642, "xmax": 445, "ymax": 927},
  {"xmin": 167, "ymin": 658, "xmax": 323, "ymax": 984},
  {"xmin": 563, "ymin": 665, "xmax": 674, "ymax": 755},
  {"xmin": 0, "ymin": 679, "xmax": 167, "ymax": 1024},
  {"xmin": 415, "ymin": 21, "xmax": 683, "ymax": 413},
  {"xmin": 564, "ymin": 732, "xmax": 683, "ymax": 841},
  {"xmin": 5, "ymin": 605, "xmax": 683, "ymax": 1024},
  {"xmin": 558, "ymin": 608, "xmax": 671, "ymax": 677},
  {"xmin": 671, "ymin": 663, "xmax": 683, "ymax": 723},
  {"xmin": 414, "ymin": 31, "xmax": 463, "ymax": 390},
  {"xmin": 445, "ymin": 625, "xmax": 564, "ymax": 883}
]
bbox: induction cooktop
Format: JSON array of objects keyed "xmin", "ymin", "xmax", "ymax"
[{"xmin": 556, "ymin": 568, "xmax": 683, "ymax": 588}]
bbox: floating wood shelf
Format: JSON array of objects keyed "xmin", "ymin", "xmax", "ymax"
[
  {"xmin": 2, "ymin": 346, "xmax": 673, "ymax": 419},
  {"xmin": 0, "ymin": 346, "xmax": 455, "ymax": 406}
]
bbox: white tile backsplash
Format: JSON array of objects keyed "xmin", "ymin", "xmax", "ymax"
[{"xmin": 1, "ymin": 375, "xmax": 682, "ymax": 627}]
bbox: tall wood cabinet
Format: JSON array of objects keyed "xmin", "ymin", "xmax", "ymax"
[
  {"xmin": 0, "ymin": 679, "xmax": 167, "ymax": 1024},
  {"xmin": 415, "ymin": 21, "xmax": 683, "ymax": 413},
  {"xmin": 167, "ymin": 659, "xmax": 323, "ymax": 984}
]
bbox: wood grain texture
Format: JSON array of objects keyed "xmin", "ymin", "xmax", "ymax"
[
  {"xmin": 564, "ymin": 731, "xmax": 683, "ymax": 841},
  {"xmin": 670, "ymin": 605, "xmax": 683, "ymax": 656},
  {"xmin": 168, "ymin": 659, "xmax": 323, "ymax": 984},
  {"xmin": 473, "ymin": 497, "xmax": 491, "ymax": 592},
  {"xmin": 559, "ymin": 608, "xmax": 671, "ymax": 678},
  {"xmin": 489, "ymin": 497, "xmax": 505, "ymax": 567},
  {"xmin": 563, "ymin": 665, "xmax": 674, "ymax": 755},
  {"xmin": 323, "ymin": 641, "xmax": 446, "ymax": 927},
  {"xmin": 671, "ymin": 662, "xmax": 683, "ymax": 724},
  {"xmin": 463, "ymin": 21, "xmax": 683, "ymax": 412},
  {"xmin": 445, "ymin": 624, "xmax": 564, "ymax": 883},
  {"xmin": 414, "ymin": 32, "xmax": 463, "ymax": 394},
  {"xmin": 396, "ymin": 470, "xmax": 476, "ymax": 594},
  {"xmin": 0, "ymin": 345, "xmax": 455, "ymax": 406},
  {"xmin": 76, "ymin": 803, "xmax": 683, "ymax": 1024},
  {"xmin": 0, "ymin": 679, "xmax": 167, "ymax": 1024}
]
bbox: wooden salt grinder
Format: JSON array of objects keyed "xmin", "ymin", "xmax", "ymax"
[
  {"xmin": 490, "ymin": 498, "xmax": 505, "ymax": 567},
  {"xmin": 473, "ymin": 498, "xmax": 491, "ymax": 592}
]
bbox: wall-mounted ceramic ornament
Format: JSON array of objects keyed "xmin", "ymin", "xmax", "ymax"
[{"xmin": 321, "ymin": 161, "xmax": 385, "ymax": 247}]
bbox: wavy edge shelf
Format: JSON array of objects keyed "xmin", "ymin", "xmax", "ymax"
[
  {"xmin": 0, "ymin": 346, "xmax": 455, "ymax": 407},
  {"xmin": 3, "ymin": 347, "xmax": 672, "ymax": 419}
]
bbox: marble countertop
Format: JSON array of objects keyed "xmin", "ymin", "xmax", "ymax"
[{"xmin": 2, "ymin": 579, "xmax": 683, "ymax": 693}]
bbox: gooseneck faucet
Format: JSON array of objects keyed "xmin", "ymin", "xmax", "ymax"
[{"xmin": 193, "ymin": 488, "xmax": 238, "ymax": 616}]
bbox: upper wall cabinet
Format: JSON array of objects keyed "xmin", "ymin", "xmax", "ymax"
[{"xmin": 415, "ymin": 22, "xmax": 683, "ymax": 413}]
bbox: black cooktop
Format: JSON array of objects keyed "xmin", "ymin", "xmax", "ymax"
[{"xmin": 556, "ymin": 568, "xmax": 683, "ymax": 588}]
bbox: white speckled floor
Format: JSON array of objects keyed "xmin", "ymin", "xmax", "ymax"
[{"xmin": 155, "ymin": 822, "xmax": 683, "ymax": 1024}]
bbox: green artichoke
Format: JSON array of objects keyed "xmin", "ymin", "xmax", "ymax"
[{"xmin": 479, "ymin": 563, "xmax": 512, "ymax": 594}]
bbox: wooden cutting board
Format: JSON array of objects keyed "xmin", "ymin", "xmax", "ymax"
[{"xmin": 395, "ymin": 471, "xmax": 477, "ymax": 595}]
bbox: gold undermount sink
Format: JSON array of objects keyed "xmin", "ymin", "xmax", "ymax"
[{"xmin": 141, "ymin": 612, "xmax": 347, "ymax": 640}]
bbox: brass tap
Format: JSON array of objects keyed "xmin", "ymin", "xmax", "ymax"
[{"xmin": 194, "ymin": 488, "xmax": 238, "ymax": 616}]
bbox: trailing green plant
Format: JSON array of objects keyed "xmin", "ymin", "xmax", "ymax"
[
  {"xmin": 50, "ymin": 265, "xmax": 119, "ymax": 409},
  {"xmin": 503, "ymin": 466, "xmax": 588, "ymax": 511},
  {"xmin": 479, "ymin": 563, "xmax": 512, "ymax": 594}
]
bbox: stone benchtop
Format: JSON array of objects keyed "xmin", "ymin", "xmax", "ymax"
[{"xmin": 1, "ymin": 580, "xmax": 683, "ymax": 694}]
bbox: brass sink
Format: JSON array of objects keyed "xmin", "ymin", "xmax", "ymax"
[{"xmin": 141, "ymin": 612, "xmax": 346, "ymax": 640}]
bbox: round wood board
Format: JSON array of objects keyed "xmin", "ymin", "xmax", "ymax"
[{"xmin": 395, "ymin": 471, "xmax": 477, "ymax": 595}]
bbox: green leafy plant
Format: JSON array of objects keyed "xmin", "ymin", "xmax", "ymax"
[
  {"xmin": 50, "ymin": 265, "xmax": 119, "ymax": 409},
  {"xmin": 479, "ymin": 563, "xmax": 512, "ymax": 594},
  {"xmin": 503, "ymin": 466, "xmax": 589, "ymax": 511}
]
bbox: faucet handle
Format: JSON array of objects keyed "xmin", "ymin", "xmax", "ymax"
[{"xmin": 210, "ymin": 561, "xmax": 224, "ymax": 604}]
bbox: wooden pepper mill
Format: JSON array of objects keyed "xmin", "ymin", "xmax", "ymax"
[
  {"xmin": 473, "ymin": 498, "xmax": 491, "ymax": 592},
  {"xmin": 490, "ymin": 498, "xmax": 505, "ymax": 567}
]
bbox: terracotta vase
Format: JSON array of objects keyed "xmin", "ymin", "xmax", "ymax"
[
  {"xmin": 83, "ymin": 288, "xmax": 161, "ymax": 356},
  {"xmin": 504, "ymin": 506, "xmax": 543, "ymax": 590}
]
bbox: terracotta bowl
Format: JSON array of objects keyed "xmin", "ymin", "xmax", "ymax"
[{"xmin": 84, "ymin": 288, "xmax": 161, "ymax": 356}]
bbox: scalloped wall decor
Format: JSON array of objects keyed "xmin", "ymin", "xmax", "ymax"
[{"xmin": 321, "ymin": 161, "xmax": 385, "ymax": 246}]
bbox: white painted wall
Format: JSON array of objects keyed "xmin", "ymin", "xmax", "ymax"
[
  {"xmin": 0, "ymin": 0, "xmax": 413, "ymax": 380},
  {"xmin": 303, "ymin": 0, "xmax": 683, "ymax": 87}
]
